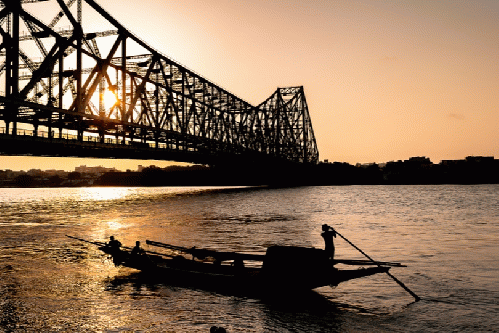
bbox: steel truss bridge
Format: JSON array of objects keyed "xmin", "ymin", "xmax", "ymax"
[{"xmin": 0, "ymin": 0, "xmax": 319, "ymax": 169}]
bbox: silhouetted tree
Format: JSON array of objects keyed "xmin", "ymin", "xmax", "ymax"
[
  {"xmin": 68, "ymin": 171, "xmax": 81, "ymax": 180},
  {"xmin": 15, "ymin": 174, "xmax": 36, "ymax": 187}
]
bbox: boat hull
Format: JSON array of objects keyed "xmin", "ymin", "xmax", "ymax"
[{"xmin": 101, "ymin": 246, "xmax": 390, "ymax": 293}]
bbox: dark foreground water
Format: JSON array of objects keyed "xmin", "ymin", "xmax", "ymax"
[{"xmin": 1, "ymin": 185, "xmax": 498, "ymax": 332}]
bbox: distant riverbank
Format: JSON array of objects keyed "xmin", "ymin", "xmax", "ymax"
[{"xmin": 1, "ymin": 155, "xmax": 498, "ymax": 187}]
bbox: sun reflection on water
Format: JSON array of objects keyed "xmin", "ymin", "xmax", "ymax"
[
  {"xmin": 89, "ymin": 218, "xmax": 129, "ymax": 247},
  {"xmin": 78, "ymin": 187, "xmax": 130, "ymax": 201},
  {"xmin": 104, "ymin": 219, "xmax": 127, "ymax": 231}
]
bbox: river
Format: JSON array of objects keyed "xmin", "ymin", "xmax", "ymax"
[{"xmin": 1, "ymin": 185, "xmax": 498, "ymax": 332}]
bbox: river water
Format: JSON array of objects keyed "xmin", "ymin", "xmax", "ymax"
[{"xmin": 0, "ymin": 185, "xmax": 498, "ymax": 332}]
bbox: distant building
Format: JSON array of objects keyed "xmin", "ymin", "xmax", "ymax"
[
  {"xmin": 44, "ymin": 169, "xmax": 68, "ymax": 177},
  {"xmin": 27, "ymin": 169, "xmax": 44, "ymax": 177},
  {"xmin": 465, "ymin": 156, "xmax": 494, "ymax": 163},
  {"xmin": 406, "ymin": 156, "xmax": 432, "ymax": 165},
  {"xmin": 75, "ymin": 165, "xmax": 118, "ymax": 174}
]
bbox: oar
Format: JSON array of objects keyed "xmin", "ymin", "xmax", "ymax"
[
  {"xmin": 146, "ymin": 240, "xmax": 266, "ymax": 261},
  {"xmin": 66, "ymin": 235, "xmax": 106, "ymax": 247},
  {"xmin": 333, "ymin": 259, "xmax": 406, "ymax": 267},
  {"xmin": 66, "ymin": 235, "xmax": 176, "ymax": 258},
  {"xmin": 334, "ymin": 229, "xmax": 421, "ymax": 302},
  {"xmin": 146, "ymin": 240, "xmax": 190, "ymax": 253}
]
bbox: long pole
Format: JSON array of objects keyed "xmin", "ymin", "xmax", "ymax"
[
  {"xmin": 334, "ymin": 229, "xmax": 421, "ymax": 302},
  {"xmin": 66, "ymin": 235, "xmax": 105, "ymax": 247},
  {"xmin": 65, "ymin": 235, "xmax": 175, "ymax": 258}
]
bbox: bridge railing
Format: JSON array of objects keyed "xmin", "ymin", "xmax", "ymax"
[{"xmin": 0, "ymin": 126, "xmax": 179, "ymax": 149}]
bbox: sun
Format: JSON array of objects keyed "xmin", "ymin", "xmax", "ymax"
[
  {"xmin": 90, "ymin": 87, "xmax": 119, "ymax": 113},
  {"xmin": 102, "ymin": 89, "xmax": 118, "ymax": 110}
]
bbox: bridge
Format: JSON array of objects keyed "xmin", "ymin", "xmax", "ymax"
[{"xmin": 0, "ymin": 0, "xmax": 319, "ymax": 170}]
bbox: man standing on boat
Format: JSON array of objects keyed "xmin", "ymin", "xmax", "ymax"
[{"xmin": 321, "ymin": 224, "xmax": 337, "ymax": 260}]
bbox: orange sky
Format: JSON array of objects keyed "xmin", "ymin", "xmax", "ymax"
[{"xmin": 1, "ymin": 0, "xmax": 498, "ymax": 171}]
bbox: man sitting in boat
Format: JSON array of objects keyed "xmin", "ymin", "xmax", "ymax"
[
  {"xmin": 104, "ymin": 236, "xmax": 124, "ymax": 265},
  {"xmin": 321, "ymin": 224, "xmax": 337, "ymax": 260},
  {"xmin": 130, "ymin": 241, "xmax": 145, "ymax": 256},
  {"xmin": 106, "ymin": 236, "xmax": 122, "ymax": 251}
]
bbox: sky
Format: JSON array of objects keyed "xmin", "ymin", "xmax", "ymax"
[{"xmin": 2, "ymin": 0, "xmax": 498, "ymax": 171}]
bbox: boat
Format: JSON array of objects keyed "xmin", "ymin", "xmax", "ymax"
[{"xmin": 66, "ymin": 235, "xmax": 405, "ymax": 294}]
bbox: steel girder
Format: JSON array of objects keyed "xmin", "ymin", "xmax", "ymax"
[{"xmin": 0, "ymin": 0, "xmax": 319, "ymax": 165}]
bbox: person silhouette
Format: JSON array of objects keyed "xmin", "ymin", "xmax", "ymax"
[
  {"xmin": 107, "ymin": 236, "xmax": 122, "ymax": 251},
  {"xmin": 321, "ymin": 224, "xmax": 337, "ymax": 259},
  {"xmin": 131, "ymin": 241, "xmax": 145, "ymax": 256},
  {"xmin": 105, "ymin": 236, "xmax": 123, "ymax": 265}
]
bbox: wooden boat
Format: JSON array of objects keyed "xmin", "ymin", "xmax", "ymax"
[{"xmin": 67, "ymin": 236, "xmax": 404, "ymax": 293}]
